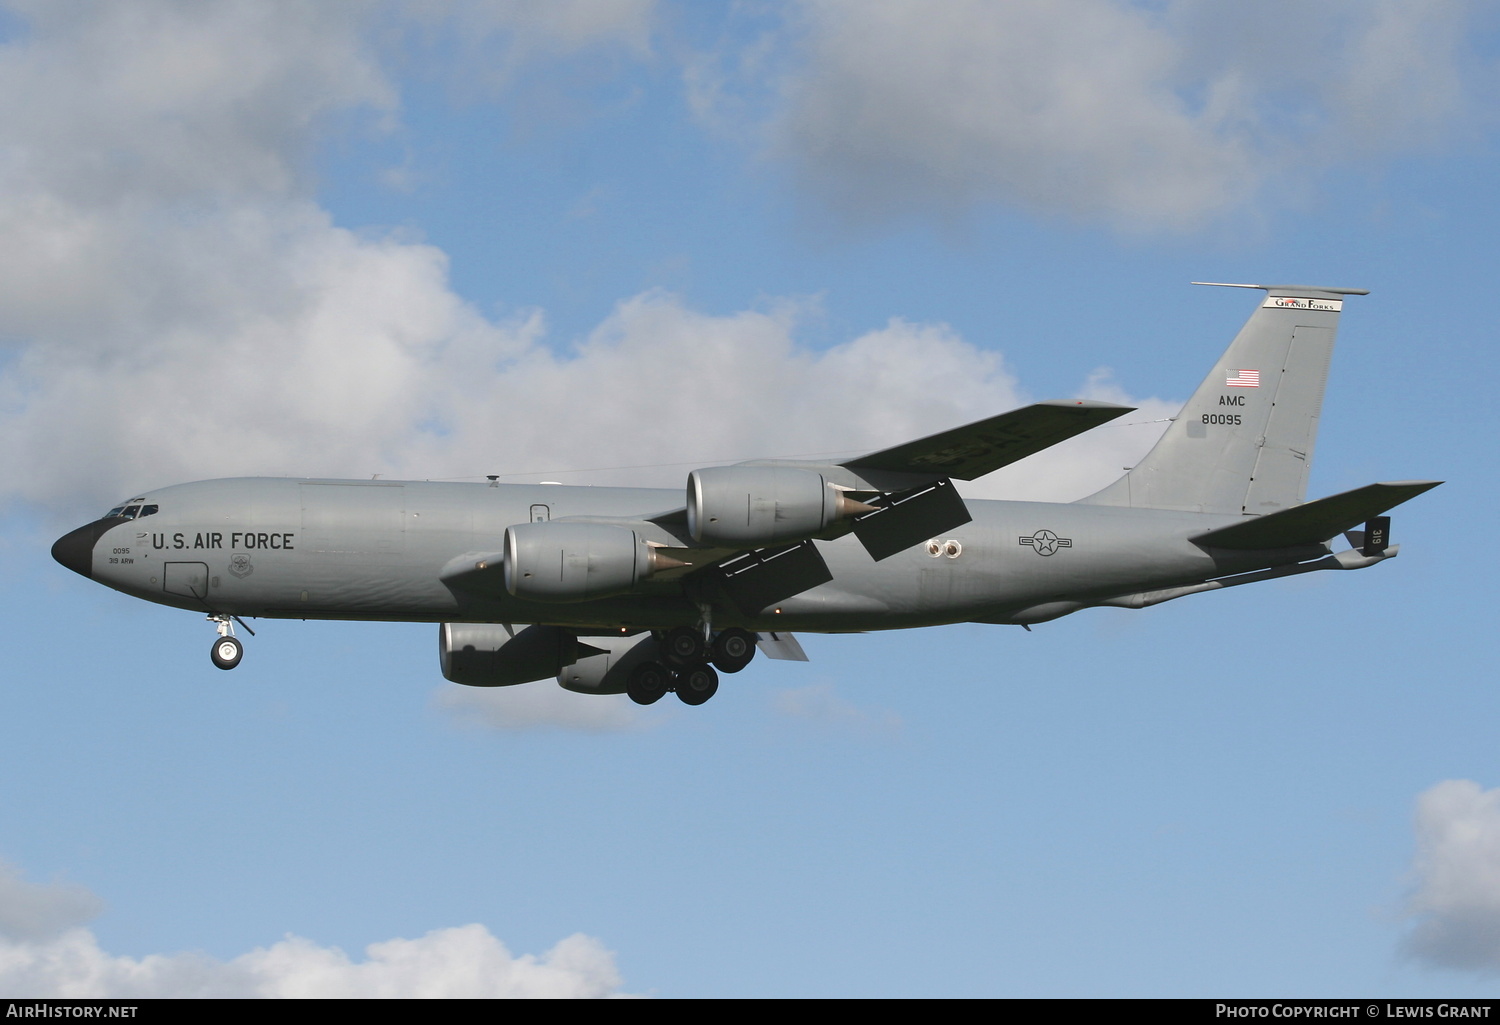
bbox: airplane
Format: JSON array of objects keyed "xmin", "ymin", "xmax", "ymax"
[{"xmin": 51, "ymin": 283, "xmax": 1440, "ymax": 707}]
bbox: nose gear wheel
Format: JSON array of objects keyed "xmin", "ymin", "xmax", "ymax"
[{"xmin": 210, "ymin": 635, "xmax": 243, "ymax": 670}]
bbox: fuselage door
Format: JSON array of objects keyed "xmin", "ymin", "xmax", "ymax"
[
  {"xmin": 163, "ymin": 561, "xmax": 209, "ymax": 601},
  {"xmin": 530, "ymin": 504, "xmax": 550, "ymax": 523}
]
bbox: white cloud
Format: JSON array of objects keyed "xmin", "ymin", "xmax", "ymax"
[
  {"xmin": 435, "ymin": 682, "xmax": 647, "ymax": 733},
  {"xmin": 692, "ymin": 0, "xmax": 1487, "ymax": 231},
  {"xmin": 1404, "ymin": 779, "xmax": 1500, "ymax": 975},
  {"xmin": 0, "ymin": 864, "xmax": 103, "ymax": 942},
  {"xmin": 772, "ymin": 682, "xmax": 902, "ymax": 739},
  {"xmin": 0, "ymin": 2, "xmax": 1168, "ymax": 523},
  {"xmin": 973, "ymin": 369, "xmax": 1178, "ymax": 503},
  {"xmin": 0, "ymin": 859, "xmax": 631, "ymax": 997},
  {"xmin": 778, "ymin": 0, "xmax": 1249, "ymax": 231},
  {"xmin": 1166, "ymin": 0, "xmax": 1476, "ymax": 160},
  {"xmin": 0, "ymin": 2, "xmax": 395, "ymax": 209},
  {"xmin": 0, "ymin": 924, "xmax": 630, "ymax": 998},
  {"xmin": 410, "ymin": 296, "xmax": 1043, "ymax": 491}
]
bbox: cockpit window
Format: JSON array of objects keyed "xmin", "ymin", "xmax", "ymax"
[{"xmin": 104, "ymin": 500, "xmax": 156, "ymax": 520}]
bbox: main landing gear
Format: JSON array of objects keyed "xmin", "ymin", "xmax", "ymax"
[
  {"xmin": 206, "ymin": 613, "xmax": 253, "ymax": 670},
  {"xmin": 625, "ymin": 626, "xmax": 758, "ymax": 706},
  {"xmin": 674, "ymin": 662, "xmax": 719, "ymax": 706},
  {"xmin": 709, "ymin": 628, "xmax": 755, "ymax": 674},
  {"xmin": 625, "ymin": 660, "xmax": 672, "ymax": 705},
  {"xmin": 624, "ymin": 659, "xmax": 721, "ymax": 707}
]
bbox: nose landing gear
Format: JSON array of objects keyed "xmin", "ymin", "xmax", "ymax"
[{"xmin": 206, "ymin": 614, "xmax": 252, "ymax": 670}]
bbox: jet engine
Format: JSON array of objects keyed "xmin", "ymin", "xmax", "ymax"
[
  {"xmin": 687, "ymin": 465, "xmax": 871, "ymax": 546},
  {"xmin": 503, "ymin": 521, "xmax": 677, "ymax": 602},
  {"xmin": 439, "ymin": 623, "xmax": 583, "ymax": 686}
]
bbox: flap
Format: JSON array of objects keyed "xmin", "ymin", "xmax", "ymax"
[{"xmin": 756, "ymin": 631, "xmax": 809, "ymax": 662}]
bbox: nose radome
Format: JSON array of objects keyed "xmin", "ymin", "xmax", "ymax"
[{"xmin": 51, "ymin": 519, "xmax": 118, "ymax": 579}]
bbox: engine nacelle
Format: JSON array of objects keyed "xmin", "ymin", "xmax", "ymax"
[
  {"xmin": 504, "ymin": 521, "xmax": 672, "ymax": 603},
  {"xmin": 688, "ymin": 465, "xmax": 867, "ymax": 546},
  {"xmin": 439, "ymin": 623, "xmax": 582, "ymax": 687},
  {"xmin": 557, "ymin": 632, "xmax": 661, "ymax": 695}
]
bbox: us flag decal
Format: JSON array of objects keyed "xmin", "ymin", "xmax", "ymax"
[{"xmin": 1225, "ymin": 369, "xmax": 1260, "ymax": 387}]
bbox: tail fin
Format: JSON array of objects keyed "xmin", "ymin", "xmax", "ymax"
[{"xmin": 1080, "ymin": 283, "xmax": 1367, "ymax": 516}]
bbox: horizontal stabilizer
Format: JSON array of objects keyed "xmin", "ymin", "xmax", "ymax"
[
  {"xmin": 1191, "ymin": 481, "xmax": 1442, "ymax": 551},
  {"xmin": 844, "ymin": 400, "xmax": 1133, "ymax": 481}
]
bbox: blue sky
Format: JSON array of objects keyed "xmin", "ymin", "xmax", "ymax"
[{"xmin": 2, "ymin": 0, "xmax": 1498, "ymax": 998}]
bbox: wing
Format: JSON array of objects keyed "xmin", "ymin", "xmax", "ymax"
[
  {"xmin": 842, "ymin": 400, "xmax": 1135, "ymax": 480},
  {"xmin": 665, "ymin": 400, "xmax": 1141, "ymax": 599}
]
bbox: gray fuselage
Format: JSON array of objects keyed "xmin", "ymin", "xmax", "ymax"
[{"xmin": 66, "ymin": 476, "xmax": 1311, "ymax": 633}]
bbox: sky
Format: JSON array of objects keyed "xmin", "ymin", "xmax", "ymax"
[{"xmin": 1, "ymin": 0, "xmax": 1498, "ymax": 998}]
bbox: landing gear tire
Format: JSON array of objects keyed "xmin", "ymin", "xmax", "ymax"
[
  {"xmin": 210, "ymin": 635, "xmax": 243, "ymax": 671},
  {"xmin": 675, "ymin": 662, "xmax": 719, "ymax": 706},
  {"xmin": 661, "ymin": 626, "xmax": 707, "ymax": 667},
  {"xmin": 711, "ymin": 628, "xmax": 756, "ymax": 674},
  {"xmin": 626, "ymin": 661, "xmax": 671, "ymax": 705}
]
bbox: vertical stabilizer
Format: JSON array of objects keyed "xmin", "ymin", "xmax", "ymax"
[{"xmin": 1080, "ymin": 284, "xmax": 1367, "ymax": 516}]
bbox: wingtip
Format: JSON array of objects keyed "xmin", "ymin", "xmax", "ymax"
[{"xmin": 1377, "ymin": 479, "xmax": 1444, "ymax": 491}]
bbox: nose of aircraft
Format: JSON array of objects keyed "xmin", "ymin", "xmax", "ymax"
[{"xmin": 51, "ymin": 519, "xmax": 115, "ymax": 579}]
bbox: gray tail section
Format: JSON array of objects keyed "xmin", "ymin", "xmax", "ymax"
[{"xmin": 1080, "ymin": 283, "xmax": 1368, "ymax": 516}]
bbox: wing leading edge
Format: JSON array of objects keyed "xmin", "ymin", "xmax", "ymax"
[{"xmin": 841, "ymin": 399, "xmax": 1134, "ymax": 480}]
